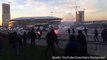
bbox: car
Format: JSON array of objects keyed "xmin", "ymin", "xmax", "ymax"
[{"xmin": 76, "ymin": 26, "xmax": 85, "ymax": 30}]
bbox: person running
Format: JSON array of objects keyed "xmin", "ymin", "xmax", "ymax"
[
  {"xmin": 84, "ymin": 27, "xmax": 88, "ymax": 37},
  {"xmin": 93, "ymin": 28, "xmax": 99, "ymax": 42},
  {"xmin": 37, "ymin": 30, "xmax": 42, "ymax": 41}
]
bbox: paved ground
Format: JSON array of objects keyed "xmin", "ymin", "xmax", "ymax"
[
  {"xmin": 0, "ymin": 44, "xmax": 63, "ymax": 60},
  {"xmin": 34, "ymin": 40, "xmax": 107, "ymax": 56}
]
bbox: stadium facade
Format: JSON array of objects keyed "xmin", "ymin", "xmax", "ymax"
[{"xmin": 8, "ymin": 16, "xmax": 62, "ymax": 29}]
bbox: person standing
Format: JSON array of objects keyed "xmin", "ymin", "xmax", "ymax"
[
  {"xmin": 67, "ymin": 28, "xmax": 71, "ymax": 36},
  {"xmin": 64, "ymin": 35, "xmax": 83, "ymax": 56},
  {"xmin": 101, "ymin": 28, "xmax": 107, "ymax": 42},
  {"xmin": 22, "ymin": 32, "xmax": 27, "ymax": 47},
  {"xmin": 45, "ymin": 29, "xmax": 57, "ymax": 55},
  {"xmin": 8, "ymin": 32, "xmax": 19, "ymax": 55},
  {"xmin": 17, "ymin": 33, "xmax": 23, "ymax": 50},
  {"xmin": 72, "ymin": 28, "xmax": 75, "ymax": 35},
  {"xmin": 0, "ymin": 33, "xmax": 4, "ymax": 53},
  {"xmin": 77, "ymin": 30, "xmax": 88, "ymax": 56},
  {"xmin": 28, "ymin": 29, "xmax": 36, "ymax": 48}
]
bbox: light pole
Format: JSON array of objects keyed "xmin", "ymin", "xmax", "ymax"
[{"xmin": 51, "ymin": 11, "xmax": 53, "ymax": 16}]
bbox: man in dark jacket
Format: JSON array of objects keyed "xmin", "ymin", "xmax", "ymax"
[
  {"xmin": 45, "ymin": 29, "xmax": 57, "ymax": 55},
  {"xmin": 93, "ymin": 29, "xmax": 99, "ymax": 42},
  {"xmin": 64, "ymin": 35, "xmax": 83, "ymax": 56},
  {"xmin": 77, "ymin": 30, "xmax": 88, "ymax": 56},
  {"xmin": 28, "ymin": 29, "xmax": 36, "ymax": 48},
  {"xmin": 22, "ymin": 32, "xmax": 27, "ymax": 47},
  {"xmin": 8, "ymin": 32, "xmax": 19, "ymax": 55},
  {"xmin": 101, "ymin": 28, "xmax": 107, "ymax": 42}
]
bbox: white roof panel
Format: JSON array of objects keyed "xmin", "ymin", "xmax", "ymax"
[{"xmin": 10, "ymin": 16, "xmax": 62, "ymax": 21}]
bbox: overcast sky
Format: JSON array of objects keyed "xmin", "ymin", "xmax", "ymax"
[{"xmin": 0, "ymin": 0, "xmax": 107, "ymax": 25}]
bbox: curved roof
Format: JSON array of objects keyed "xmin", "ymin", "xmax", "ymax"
[{"xmin": 10, "ymin": 16, "xmax": 62, "ymax": 21}]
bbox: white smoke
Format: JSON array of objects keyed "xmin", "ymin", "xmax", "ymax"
[{"xmin": 26, "ymin": 0, "xmax": 33, "ymax": 7}]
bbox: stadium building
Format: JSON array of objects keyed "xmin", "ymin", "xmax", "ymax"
[{"xmin": 8, "ymin": 16, "xmax": 62, "ymax": 30}]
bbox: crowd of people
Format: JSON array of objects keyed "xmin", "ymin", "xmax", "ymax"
[
  {"xmin": 68, "ymin": 27, "xmax": 107, "ymax": 43},
  {"xmin": 47, "ymin": 28, "xmax": 89, "ymax": 56},
  {"xmin": 0, "ymin": 28, "xmax": 43, "ymax": 55},
  {"xmin": 65, "ymin": 27, "xmax": 107, "ymax": 56},
  {"xmin": 0, "ymin": 27, "xmax": 107, "ymax": 57},
  {"xmin": 66, "ymin": 29, "xmax": 88, "ymax": 56}
]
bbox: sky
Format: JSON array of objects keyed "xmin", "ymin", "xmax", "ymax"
[{"xmin": 0, "ymin": 0, "xmax": 107, "ymax": 25}]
